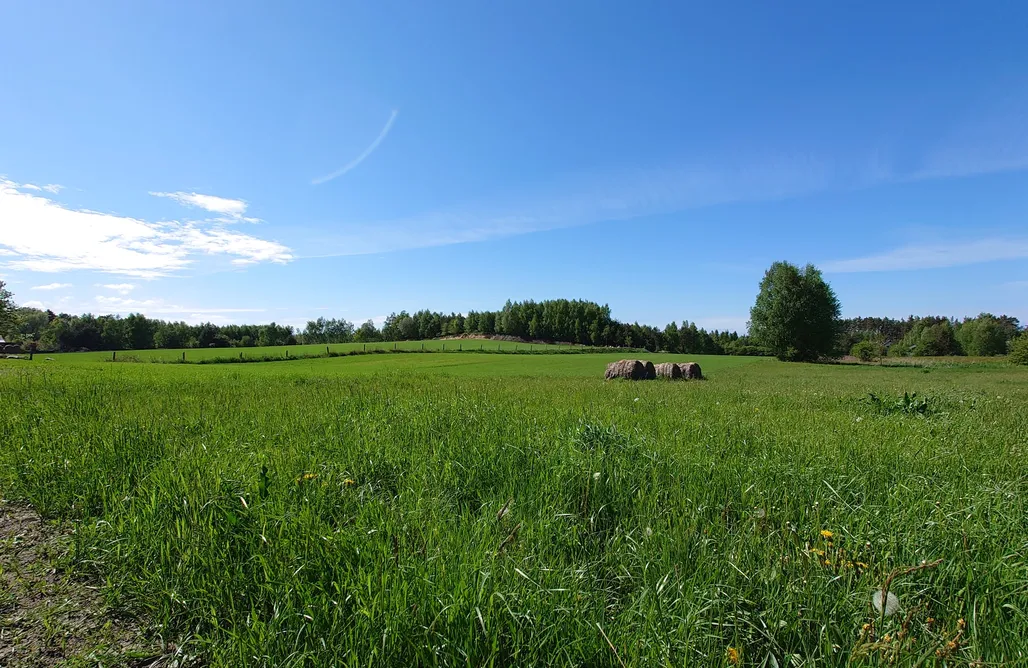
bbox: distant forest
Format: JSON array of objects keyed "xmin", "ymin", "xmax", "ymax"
[{"xmin": 1, "ymin": 298, "xmax": 1023, "ymax": 358}]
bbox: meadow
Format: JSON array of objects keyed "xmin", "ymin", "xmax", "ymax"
[
  {"xmin": 1, "ymin": 351, "xmax": 1026, "ymax": 666},
  {"xmin": 36, "ymin": 338, "xmax": 575, "ymax": 365}
]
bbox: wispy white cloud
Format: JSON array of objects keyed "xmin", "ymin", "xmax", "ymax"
[
  {"xmin": 21, "ymin": 300, "xmax": 45, "ymax": 309},
  {"xmin": 31, "ymin": 282, "xmax": 72, "ymax": 290},
  {"xmin": 304, "ymin": 158, "xmax": 833, "ymax": 256},
  {"xmin": 312, "ymin": 109, "xmax": 399, "ymax": 185},
  {"xmin": 150, "ymin": 191, "xmax": 259, "ymax": 222},
  {"xmin": 823, "ymin": 238, "xmax": 1028, "ymax": 273},
  {"xmin": 94, "ymin": 295, "xmax": 266, "ymax": 315},
  {"xmin": 97, "ymin": 283, "xmax": 135, "ymax": 294},
  {"xmin": 0, "ymin": 179, "xmax": 293, "ymax": 277}
]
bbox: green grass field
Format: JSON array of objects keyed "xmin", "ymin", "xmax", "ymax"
[
  {"xmin": 1, "ymin": 353, "xmax": 1026, "ymax": 665},
  {"xmin": 37, "ymin": 338, "xmax": 577, "ymax": 364}
]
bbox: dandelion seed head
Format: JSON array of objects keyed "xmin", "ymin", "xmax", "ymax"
[{"xmin": 872, "ymin": 589, "xmax": 900, "ymax": 617}]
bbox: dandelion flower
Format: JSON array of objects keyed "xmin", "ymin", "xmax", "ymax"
[
  {"xmin": 872, "ymin": 589, "xmax": 900, "ymax": 617},
  {"xmin": 726, "ymin": 647, "xmax": 740, "ymax": 664},
  {"xmin": 820, "ymin": 529, "xmax": 833, "ymax": 539},
  {"xmin": 343, "ymin": 478, "xmax": 356, "ymax": 486}
]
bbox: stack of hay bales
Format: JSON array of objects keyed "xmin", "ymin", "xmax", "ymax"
[
  {"xmin": 604, "ymin": 359, "xmax": 656, "ymax": 380},
  {"xmin": 604, "ymin": 360, "xmax": 703, "ymax": 380}
]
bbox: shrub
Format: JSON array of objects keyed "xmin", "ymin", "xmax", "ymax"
[
  {"xmin": 850, "ymin": 339, "xmax": 884, "ymax": 362},
  {"xmin": 1009, "ymin": 335, "xmax": 1028, "ymax": 366}
]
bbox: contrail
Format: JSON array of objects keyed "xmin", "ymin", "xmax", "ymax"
[{"xmin": 312, "ymin": 109, "xmax": 399, "ymax": 185}]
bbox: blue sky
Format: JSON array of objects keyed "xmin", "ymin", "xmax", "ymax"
[{"xmin": 1, "ymin": 1, "xmax": 1026, "ymax": 332}]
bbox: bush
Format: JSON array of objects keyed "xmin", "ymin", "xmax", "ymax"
[
  {"xmin": 850, "ymin": 339, "xmax": 884, "ymax": 362},
  {"xmin": 1009, "ymin": 336, "xmax": 1028, "ymax": 366}
]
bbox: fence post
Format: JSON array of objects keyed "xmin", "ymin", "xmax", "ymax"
[
  {"xmin": 182, "ymin": 351, "xmax": 186, "ymax": 362},
  {"xmin": 443, "ymin": 343, "xmax": 446, "ymax": 351},
  {"xmin": 394, "ymin": 342, "xmax": 397, "ymax": 351},
  {"xmin": 326, "ymin": 346, "xmax": 329, "ymax": 354},
  {"xmin": 459, "ymin": 343, "xmax": 462, "ymax": 351},
  {"xmin": 422, "ymin": 343, "xmax": 425, "ymax": 351},
  {"xmin": 364, "ymin": 343, "xmax": 366, "ymax": 352},
  {"xmin": 240, "ymin": 351, "xmax": 243, "ymax": 360},
  {"xmin": 113, "ymin": 351, "xmax": 116, "ymax": 361}
]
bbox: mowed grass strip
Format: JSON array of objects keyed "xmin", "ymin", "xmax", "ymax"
[{"xmin": 0, "ymin": 356, "xmax": 1025, "ymax": 665}]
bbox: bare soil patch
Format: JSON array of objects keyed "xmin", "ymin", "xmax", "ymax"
[{"xmin": 0, "ymin": 502, "xmax": 188, "ymax": 667}]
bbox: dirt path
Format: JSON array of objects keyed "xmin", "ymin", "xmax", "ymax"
[{"xmin": 0, "ymin": 503, "xmax": 188, "ymax": 667}]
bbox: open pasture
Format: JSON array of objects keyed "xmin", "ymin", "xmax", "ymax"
[
  {"xmin": 1, "ymin": 354, "xmax": 1026, "ymax": 665},
  {"xmin": 36, "ymin": 339, "xmax": 574, "ymax": 365}
]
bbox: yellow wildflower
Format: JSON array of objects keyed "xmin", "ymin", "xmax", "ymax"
[
  {"xmin": 810, "ymin": 548, "xmax": 825, "ymax": 556},
  {"xmin": 855, "ymin": 561, "xmax": 869, "ymax": 569},
  {"xmin": 726, "ymin": 647, "xmax": 740, "ymax": 664},
  {"xmin": 957, "ymin": 618, "xmax": 966, "ymax": 629},
  {"xmin": 820, "ymin": 530, "xmax": 833, "ymax": 539},
  {"xmin": 343, "ymin": 478, "xmax": 356, "ymax": 486},
  {"xmin": 296, "ymin": 472, "xmax": 318, "ymax": 483}
]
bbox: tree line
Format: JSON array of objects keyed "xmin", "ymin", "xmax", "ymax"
[
  {"xmin": 0, "ymin": 277, "xmax": 1023, "ymax": 358},
  {"xmin": 0, "ymin": 300, "xmax": 755, "ymax": 355}
]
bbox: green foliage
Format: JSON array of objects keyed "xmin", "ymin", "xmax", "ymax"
[
  {"xmin": 893, "ymin": 318, "xmax": 961, "ymax": 357},
  {"xmin": 0, "ymin": 280, "xmax": 13, "ymax": 334},
  {"xmin": 353, "ymin": 319, "xmax": 382, "ymax": 342},
  {"xmin": 850, "ymin": 339, "xmax": 884, "ymax": 362},
  {"xmin": 749, "ymin": 261, "xmax": 841, "ymax": 361},
  {"xmin": 0, "ymin": 356, "xmax": 1022, "ymax": 664},
  {"xmin": 1009, "ymin": 335, "xmax": 1028, "ymax": 365},
  {"xmin": 862, "ymin": 391, "xmax": 934, "ymax": 416},
  {"xmin": 955, "ymin": 313, "xmax": 1010, "ymax": 356}
]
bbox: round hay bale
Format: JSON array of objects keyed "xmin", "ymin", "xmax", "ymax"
[
  {"xmin": 654, "ymin": 362, "xmax": 683, "ymax": 379},
  {"xmin": 677, "ymin": 362, "xmax": 703, "ymax": 379},
  {"xmin": 605, "ymin": 359, "xmax": 655, "ymax": 380}
]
